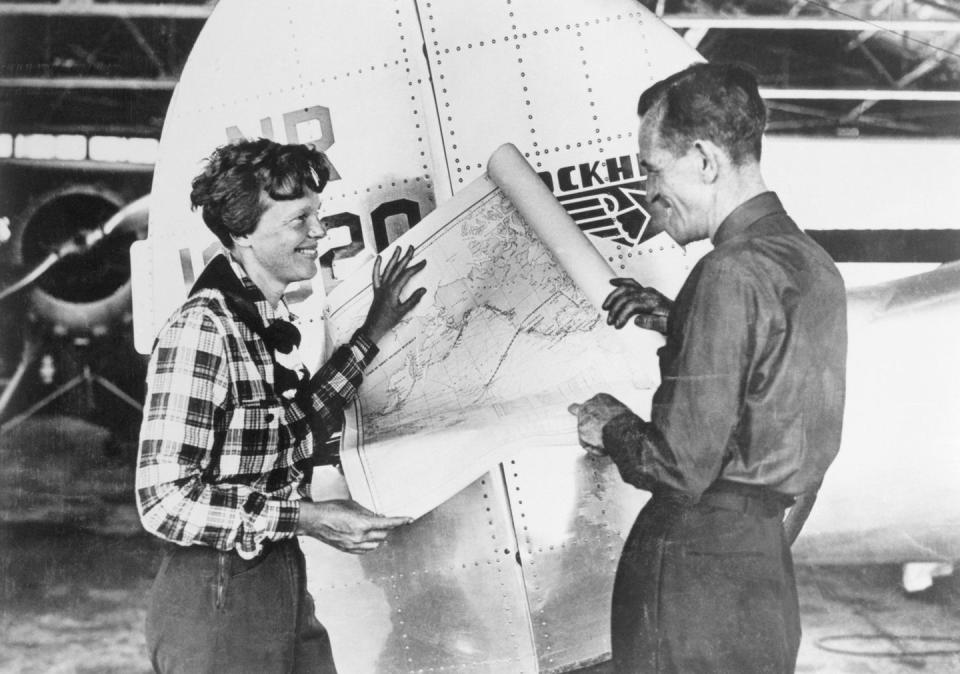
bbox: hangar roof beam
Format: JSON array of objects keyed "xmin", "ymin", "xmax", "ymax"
[
  {"xmin": 664, "ymin": 17, "xmax": 960, "ymax": 31},
  {"xmin": 0, "ymin": 2, "xmax": 215, "ymax": 19}
]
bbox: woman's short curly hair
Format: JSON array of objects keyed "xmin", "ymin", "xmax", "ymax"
[{"xmin": 190, "ymin": 138, "xmax": 331, "ymax": 247}]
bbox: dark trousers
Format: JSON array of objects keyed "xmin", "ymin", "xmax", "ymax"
[
  {"xmin": 611, "ymin": 485, "xmax": 800, "ymax": 674},
  {"xmin": 145, "ymin": 537, "xmax": 336, "ymax": 674}
]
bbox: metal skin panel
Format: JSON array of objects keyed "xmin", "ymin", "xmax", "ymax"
[
  {"xmin": 503, "ymin": 446, "xmax": 649, "ymax": 672},
  {"xmin": 418, "ymin": 0, "xmax": 524, "ymax": 54},
  {"xmin": 305, "ymin": 467, "xmax": 539, "ymax": 673},
  {"xmin": 424, "ymin": 1, "xmax": 701, "ymax": 192},
  {"xmin": 150, "ymin": 0, "xmax": 446, "ymax": 258}
]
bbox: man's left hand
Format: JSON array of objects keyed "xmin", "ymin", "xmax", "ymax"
[
  {"xmin": 568, "ymin": 393, "xmax": 632, "ymax": 456},
  {"xmin": 602, "ymin": 278, "xmax": 672, "ymax": 334}
]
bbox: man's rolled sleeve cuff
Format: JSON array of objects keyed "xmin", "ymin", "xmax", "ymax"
[
  {"xmin": 602, "ymin": 411, "xmax": 650, "ymax": 485},
  {"xmin": 349, "ymin": 329, "xmax": 379, "ymax": 368}
]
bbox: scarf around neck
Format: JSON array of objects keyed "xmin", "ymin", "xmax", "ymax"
[{"xmin": 189, "ymin": 254, "xmax": 311, "ymax": 404}]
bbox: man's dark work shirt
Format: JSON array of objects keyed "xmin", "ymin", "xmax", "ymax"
[{"xmin": 603, "ymin": 192, "xmax": 847, "ymax": 500}]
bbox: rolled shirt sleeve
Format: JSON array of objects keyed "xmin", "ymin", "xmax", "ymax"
[{"xmin": 304, "ymin": 328, "xmax": 378, "ymax": 442}]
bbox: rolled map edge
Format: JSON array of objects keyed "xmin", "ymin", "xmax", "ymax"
[{"xmin": 487, "ymin": 142, "xmax": 618, "ymax": 310}]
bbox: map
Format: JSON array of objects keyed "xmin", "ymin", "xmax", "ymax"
[{"xmin": 325, "ymin": 150, "xmax": 662, "ymax": 517}]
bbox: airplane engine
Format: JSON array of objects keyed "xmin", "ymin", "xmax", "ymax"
[
  {"xmin": 7, "ymin": 185, "xmax": 148, "ymax": 337},
  {"xmin": 0, "ymin": 184, "xmax": 149, "ymax": 432}
]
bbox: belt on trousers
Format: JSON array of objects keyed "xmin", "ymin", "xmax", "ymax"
[
  {"xmin": 229, "ymin": 536, "xmax": 294, "ymax": 570},
  {"xmin": 698, "ymin": 480, "xmax": 795, "ymax": 518},
  {"xmin": 165, "ymin": 537, "xmax": 293, "ymax": 573}
]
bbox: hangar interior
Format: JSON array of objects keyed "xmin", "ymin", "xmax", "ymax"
[{"xmin": 0, "ymin": 1, "xmax": 959, "ymax": 672}]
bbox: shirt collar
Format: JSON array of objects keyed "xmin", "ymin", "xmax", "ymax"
[
  {"xmin": 224, "ymin": 252, "xmax": 292, "ymax": 325},
  {"xmin": 711, "ymin": 191, "xmax": 786, "ymax": 246}
]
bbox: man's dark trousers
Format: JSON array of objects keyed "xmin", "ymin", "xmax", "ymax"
[
  {"xmin": 146, "ymin": 537, "xmax": 336, "ymax": 674},
  {"xmin": 611, "ymin": 484, "xmax": 800, "ymax": 673}
]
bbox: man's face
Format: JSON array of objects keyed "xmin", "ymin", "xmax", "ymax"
[
  {"xmin": 637, "ymin": 112, "xmax": 711, "ymax": 245},
  {"xmin": 240, "ymin": 190, "xmax": 326, "ymax": 289}
]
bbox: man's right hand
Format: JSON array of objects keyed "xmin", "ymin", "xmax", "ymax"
[
  {"xmin": 297, "ymin": 499, "xmax": 412, "ymax": 554},
  {"xmin": 359, "ymin": 245, "xmax": 427, "ymax": 344},
  {"xmin": 602, "ymin": 278, "xmax": 672, "ymax": 334}
]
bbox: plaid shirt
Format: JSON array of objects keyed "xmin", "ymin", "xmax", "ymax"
[{"xmin": 136, "ymin": 255, "xmax": 376, "ymax": 558}]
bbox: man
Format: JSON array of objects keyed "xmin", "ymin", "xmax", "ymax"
[
  {"xmin": 136, "ymin": 138, "xmax": 426, "ymax": 673},
  {"xmin": 570, "ymin": 64, "xmax": 847, "ymax": 673}
]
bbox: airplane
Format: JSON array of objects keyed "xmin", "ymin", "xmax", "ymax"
[{"xmin": 3, "ymin": 0, "xmax": 958, "ymax": 671}]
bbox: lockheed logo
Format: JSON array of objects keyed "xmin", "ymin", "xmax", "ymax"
[{"xmin": 538, "ymin": 155, "xmax": 655, "ymax": 248}]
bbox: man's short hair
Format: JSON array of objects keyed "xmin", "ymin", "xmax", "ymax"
[
  {"xmin": 637, "ymin": 63, "xmax": 766, "ymax": 165},
  {"xmin": 190, "ymin": 138, "xmax": 331, "ymax": 247}
]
